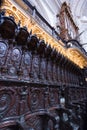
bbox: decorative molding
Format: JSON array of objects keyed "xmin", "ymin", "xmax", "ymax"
[{"xmin": 1, "ymin": 0, "xmax": 87, "ymax": 68}]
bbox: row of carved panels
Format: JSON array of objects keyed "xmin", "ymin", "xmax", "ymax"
[
  {"xmin": 0, "ymin": 41, "xmax": 80, "ymax": 85},
  {"xmin": 0, "ymin": 85, "xmax": 59, "ymax": 121},
  {"xmin": 67, "ymin": 87, "xmax": 87, "ymax": 102}
]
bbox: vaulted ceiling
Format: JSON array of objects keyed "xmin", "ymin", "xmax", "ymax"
[{"xmin": 28, "ymin": 0, "xmax": 87, "ymax": 53}]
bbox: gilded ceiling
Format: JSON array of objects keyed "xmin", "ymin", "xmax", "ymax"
[{"xmin": 1, "ymin": 0, "xmax": 87, "ymax": 68}]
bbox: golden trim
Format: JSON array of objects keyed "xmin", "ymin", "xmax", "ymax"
[{"xmin": 1, "ymin": 0, "xmax": 87, "ymax": 68}]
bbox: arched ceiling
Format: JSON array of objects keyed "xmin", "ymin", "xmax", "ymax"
[{"xmin": 28, "ymin": 0, "xmax": 87, "ymax": 53}]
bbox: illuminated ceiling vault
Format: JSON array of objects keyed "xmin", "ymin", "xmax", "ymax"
[{"xmin": 1, "ymin": 0, "xmax": 87, "ymax": 68}]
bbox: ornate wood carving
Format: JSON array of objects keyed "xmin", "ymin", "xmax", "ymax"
[
  {"xmin": 0, "ymin": 12, "xmax": 87, "ymax": 130},
  {"xmin": 1, "ymin": 0, "xmax": 87, "ymax": 68}
]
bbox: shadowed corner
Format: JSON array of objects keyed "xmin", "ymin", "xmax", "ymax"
[{"xmin": 0, "ymin": 0, "xmax": 3, "ymax": 7}]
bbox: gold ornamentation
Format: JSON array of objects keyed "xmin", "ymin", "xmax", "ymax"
[{"xmin": 1, "ymin": 0, "xmax": 87, "ymax": 68}]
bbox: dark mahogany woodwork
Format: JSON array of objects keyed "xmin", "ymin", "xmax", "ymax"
[
  {"xmin": 0, "ymin": 16, "xmax": 17, "ymax": 39},
  {"xmin": 0, "ymin": 13, "xmax": 87, "ymax": 130},
  {"xmin": 15, "ymin": 27, "xmax": 29, "ymax": 45}
]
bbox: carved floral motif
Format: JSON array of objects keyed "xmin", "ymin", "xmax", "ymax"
[
  {"xmin": 0, "ymin": 42, "xmax": 7, "ymax": 58},
  {"xmin": 0, "ymin": 88, "xmax": 16, "ymax": 118}
]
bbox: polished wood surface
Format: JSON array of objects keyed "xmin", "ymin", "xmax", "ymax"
[{"xmin": 0, "ymin": 13, "xmax": 87, "ymax": 130}]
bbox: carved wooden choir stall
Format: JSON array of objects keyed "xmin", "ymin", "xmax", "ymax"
[{"xmin": 0, "ymin": 9, "xmax": 87, "ymax": 130}]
